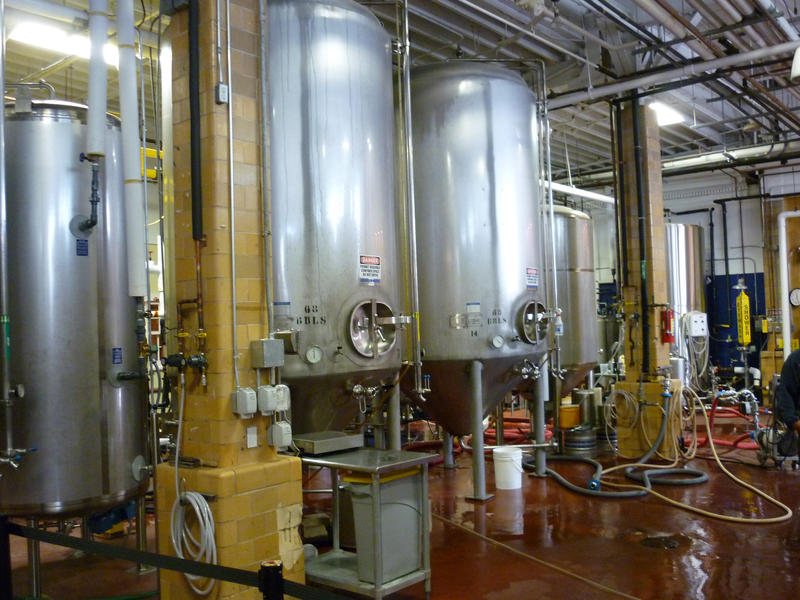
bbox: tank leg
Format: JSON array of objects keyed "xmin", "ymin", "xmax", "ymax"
[
  {"xmin": 388, "ymin": 383, "xmax": 401, "ymax": 451},
  {"xmin": 0, "ymin": 515, "xmax": 13, "ymax": 600},
  {"xmin": 467, "ymin": 360, "xmax": 492, "ymax": 502},
  {"xmin": 495, "ymin": 403, "xmax": 504, "ymax": 446},
  {"xmin": 27, "ymin": 518, "xmax": 40, "ymax": 599},
  {"xmin": 443, "ymin": 431, "xmax": 455, "ymax": 469},
  {"xmin": 533, "ymin": 369, "xmax": 549, "ymax": 477},
  {"xmin": 135, "ymin": 497, "xmax": 154, "ymax": 574}
]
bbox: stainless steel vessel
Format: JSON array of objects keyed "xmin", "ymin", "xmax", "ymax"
[
  {"xmin": 268, "ymin": 0, "xmax": 401, "ymax": 433},
  {"xmin": 665, "ymin": 223, "xmax": 705, "ymax": 362},
  {"xmin": 0, "ymin": 101, "xmax": 146, "ymax": 515},
  {"xmin": 410, "ymin": 62, "xmax": 546, "ymax": 435},
  {"xmin": 553, "ymin": 205, "xmax": 598, "ymax": 392}
]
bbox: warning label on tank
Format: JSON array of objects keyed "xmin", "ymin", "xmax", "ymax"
[
  {"xmin": 359, "ymin": 255, "xmax": 381, "ymax": 284},
  {"xmin": 112, "ymin": 347, "xmax": 123, "ymax": 365},
  {"xmin": 76, "ymin": 239, "xmax": 89, "ymax": 257},
  {"xmin": 526, "ymin": 267, "xmax": 539, "ymax": 289}
]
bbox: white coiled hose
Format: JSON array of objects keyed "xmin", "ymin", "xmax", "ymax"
[{"xmin": 171, "ymin": 373, "xmax": 217, "ymax": 595}]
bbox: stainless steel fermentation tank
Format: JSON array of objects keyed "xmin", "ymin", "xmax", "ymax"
[
  {"xmin": 665, "ymin": 223, "xmax": 705, "ymax": 364},
  {"xmin": 0, "ymin": 101, "xmax": 146, "ymax": 516},
  {"xmin": 268, "ymin": 0, "xmax": 401, "ymax": 433},
  {"xmin": 552, "ymin": 206, "xmax": 599, "ymax": 393},
  {"xmin": 409, "ymin": 62, "xmax": 547, "ymax": 436}
]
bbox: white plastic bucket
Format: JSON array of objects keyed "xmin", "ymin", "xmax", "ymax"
[{"xmin": 493, "ymin": 446, "xmax": 523, "ymax": 490}]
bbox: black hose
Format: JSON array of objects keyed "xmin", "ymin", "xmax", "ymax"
[{"xmin": 188, "ymin": 0, "xmax": 202, "ymax": 241}]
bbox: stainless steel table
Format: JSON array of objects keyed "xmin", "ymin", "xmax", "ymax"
[{"xmin": 302, "ymin": 448, "xmax": 436, "ymax": 599}]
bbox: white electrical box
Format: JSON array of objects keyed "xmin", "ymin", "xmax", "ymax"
[
  {"xmin": 268, "ymin": 420, "xmax": 292, "ymax": 448},
  {"xmin": 232, "ymin": 387, "xmax": 257, "ymax": 419},
  {"xmin": 258, "ymin": 385, "xmax": 277, "ymax": 415},
  {"xmin": 687, "ymin": 312, "xmax": 708, "ymax": 337},
  {"xmin": 275, "ymin": 384, "xmax": 291, "ymax": 412}
]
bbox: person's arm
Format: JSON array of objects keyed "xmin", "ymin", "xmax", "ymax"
[{"xmin": 775, "ymin": 356, "xmax": 800, "ymax": 433}]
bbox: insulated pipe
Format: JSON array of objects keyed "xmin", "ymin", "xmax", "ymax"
[
  {"xmin": 86, "ymin": 0, "xmax": 107, "ymax": 158},
  {"xmin": 549, "ymin": 40, "xmax": 800, "ymax": 109},
  {"xmin": 778, "ymin": 211, "xmax": 800, "ymax": 359},
  {"xmin": 755, "ymin": 0, "xmax": 800, "ymax": 41},
  {"xmin": 468, "ymin": 361, "xmax": 491, "ymax": 501},
  {"xmin": 399, "ymin": 0, "xmax": 424, "ymax": 395},
  {"xmin": 117, "ymin": 0, "xmax": 147, "ymax": 297},
  {"xmin": 258, "ymin": 0, "xmax": 274, "ymax": 335},
  {"xmin": 631, "ymin": 97, "xmax": 650, "ymax": 377},
  {"xmin": 188, "ymin": 0, "xmax": 202, "ymax": 242}
]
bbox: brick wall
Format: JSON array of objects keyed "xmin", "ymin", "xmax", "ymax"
[{"xmin": 158, "ymin": 2, "xmax": 304, "ymax": 597}]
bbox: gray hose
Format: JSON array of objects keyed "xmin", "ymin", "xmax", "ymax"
[{"xmin": 523, "ymin": 394, "xmax": 707, "ymax": 497}]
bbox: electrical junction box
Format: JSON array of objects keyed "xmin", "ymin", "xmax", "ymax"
[
  {"xmin": 687, "ymin": 312, "xmax": 708, "ymax": 337},
  {"xmin": 232, "ymin": 387, "xmax": 257, "ymax": 419},
  {"xmin": 250, "ymin": 338, "xmax": 285, "ymax": 368},
  {"xmin": 275, "ymin": 384, "xmax": 291, "ymax": 412},
  {"xmin": 258, "ymin": 385, "xmax": 277, "ymax": 416},
  {"xmin": 268, "ymin": 421, "xmax": 292, "ymax": 448}
]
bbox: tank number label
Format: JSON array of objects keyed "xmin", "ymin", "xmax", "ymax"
[
  {"xmin": 487, "ymin": 308, "xmax": 506, "ymax": 326},
  {"xmin": 526, "ymin": 267, "xmax": 539, "ymax": 289},
  {"xmin": 297, "ymin": 304, "xmax": 327, "ymax": 326},
  {"xmin": 112, "ymin": 347, "xmax": 122, "ymax": 365},
  {"xmin": 359, "ymin": 255, "xmax": 381, "ymax": 285},
  {"xmin": 76, "ymin": 239, "xmax": 89, "ymax": 257}
]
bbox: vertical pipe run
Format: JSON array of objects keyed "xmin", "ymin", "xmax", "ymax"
[
  {"xmin": 631, "ymin": 96, "xmax": 650, "ymax": 376},
  {"xmin": 258, "ymin": 0, "xmax": 274, "ymax": 335},
  {"xmin": 468, "ymin": 360, "xmax": 492, "ymax": 501},
  {"xmin": 534, "ymin": 365, "xmax": 548, "ymax": 476},
  {"xmin": 118, "ymin": 0, "xmax": 147, "ymax": 297},
  {"xmin": 27, "ymin": 519, "xmax": 40, "ymax": 599},
  {"xmin": 399, "ymin": 0, "xmax": 424, "ymax": 394},
  {"xmin": 225, "ymin": 0, "xmax": 240, "ymax": 390},
  {"xmin": 718, "ymin": 200, "xmax": 733, "ymax": 327},
  {"xmin": 0, "ymin": 0, "xmax": 14, "ymax": 463},
  {"xmin": 188, "ymin": 0, "xmax": 202, "ymax": 242},
  {"xmin": 388, "ymin": 383, "xmax": 401, "ymax": 451},
  {"xmin": 87, "ymin": 0, "xmax": 108, "ymax": 159},
  {"xmin": 614, "ymin": 101, "xmax": 629, "ymax": 286},
  {"xmin": 135, "ymin": 496, "xmax": 148, "ymax": 572},
  {"xmin": 778, "ymin": 211, "xmax": 800, "ymax": 359}
]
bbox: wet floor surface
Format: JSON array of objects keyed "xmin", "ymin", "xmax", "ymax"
[{"xmin": 8, "ymin": 423, "xmax": 800, "ymax": 599}]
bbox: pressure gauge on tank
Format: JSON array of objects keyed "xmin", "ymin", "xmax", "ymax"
[
  {"xmin": 305, "ymin": 345, "xmax": 323, "ymax": 364},
  {"xmin": 791, "ymin": 288, "xmax": 800, "ymax": 307}
]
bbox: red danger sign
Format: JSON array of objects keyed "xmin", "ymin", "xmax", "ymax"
[{"xmin": 360, "ymin": 255, "xmax": 381, "ymax": 265}]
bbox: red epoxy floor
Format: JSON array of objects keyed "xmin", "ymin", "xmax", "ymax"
[{"xmin": 8, "ymin": 423, "xmax": 800, "ymax": 599}]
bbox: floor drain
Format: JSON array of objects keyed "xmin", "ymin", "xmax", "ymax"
[{"xmin": 640, "ymin": 536, "xmax": 680, "ymax": 549}]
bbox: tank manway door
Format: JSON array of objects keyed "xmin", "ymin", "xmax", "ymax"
[
  {"xmin": 518, "ymin": 301, "xmax": 548, "ymax": 344},
  {"xmin": 349, "ymin": 300, "xmax": 407, "ymax": 358}
]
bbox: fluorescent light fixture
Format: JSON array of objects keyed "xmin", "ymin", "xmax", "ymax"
[
  {"xmin": 9, "ymin": 21, "xmax": 119, "ymax": 68},
  {"xmin": 544, "ymin": 180, "xmax": 615, "ymax": 204},
  {"xmin": 648, "ymin": 101, "xmax": 684, "ymax": 127}
]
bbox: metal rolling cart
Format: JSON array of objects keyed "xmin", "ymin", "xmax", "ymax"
[{"xmin": 301, "ymin": 448, "xmax": 435, "ymax": 599}]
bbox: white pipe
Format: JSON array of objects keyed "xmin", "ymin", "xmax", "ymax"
[
  {"xmin": 86, "ymin": 0, "xmax": 107, "ymax": 158},
  {"xmin": 550, "ymin": 40, "xmax": 800, "ymax": 109},
  {"xmin": 778, "ymin": 211, "xmax": 800, "ymax": 359},
  {"xmin": 117, "ymin": 0, "xmax": 146, "ymax": 297},
  {"xmin": 545, "ymin": 181, "xmax": 614, "ymax": 204},
  {"xmin": 755, "ymin": 0, "xmax": 800, "ymax": 41}
]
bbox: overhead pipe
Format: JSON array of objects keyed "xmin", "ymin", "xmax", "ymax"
[
  {"xmin": 117, "ymin": 0, "xmax": 146, "ymax": 298},
  {"xmin": 549, "ymin": 40, "xmax": 800, "ymax": 109},
  {"xmin": 86, "ymin": 0, "xmax": 107, "ymax": 159},
  {"xmin": 399, "ymin": 0, "xmax": 425, "ymax": 396},
  {"xmin": 778, "ymin": 211, "xmax": 800, "ymax": 359},
  {"xmin": 755, "ymin": 0, "xmax": 800, "ymax": 41}
]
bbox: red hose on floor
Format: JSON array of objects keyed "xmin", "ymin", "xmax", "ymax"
[{"xmin": 688, "ymin": 394, "xmax": 759, "ymax": 450}]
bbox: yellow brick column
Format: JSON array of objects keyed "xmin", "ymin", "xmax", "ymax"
[
  {"xmin": 619, "ymin": 103, "xmax": 670, "ymax": 381},
  {"xmin": 156, "ymin": 2, "xmax": 304, "ymax": 598}
]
